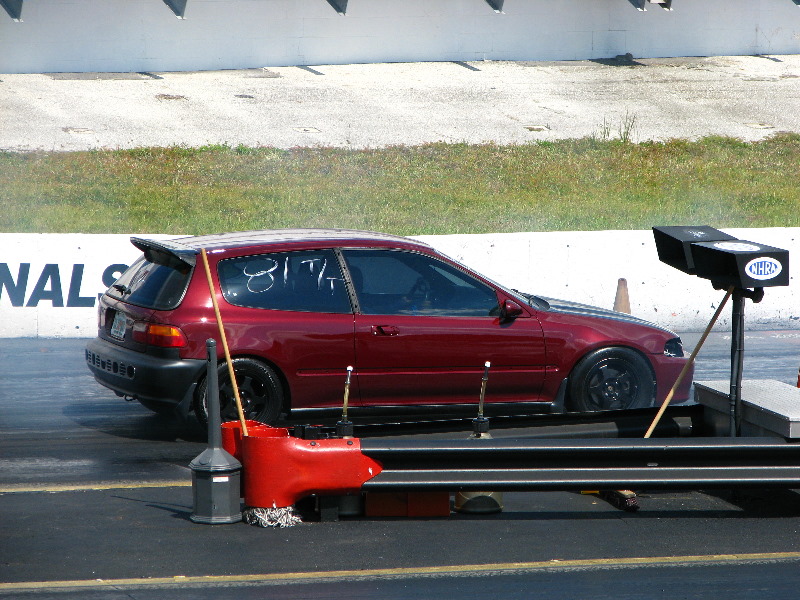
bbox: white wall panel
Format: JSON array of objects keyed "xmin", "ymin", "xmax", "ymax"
[
  {"xmin": 2, "ymin": 0, "xmax": 800, "ymax": 74},
  {"xmin": 1, "ymin": 229, "xmax": 796, "ymax": 338}
]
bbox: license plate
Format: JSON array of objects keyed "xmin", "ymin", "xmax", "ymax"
[{"xmin": 110, "ymin": 311, "xmax": 127, "ymax": 340}]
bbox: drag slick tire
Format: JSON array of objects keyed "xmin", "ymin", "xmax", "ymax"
[
  {"xmin": 567, "ymin": 347, "xmax": 655, "ymax": 412},
  {"xmin": 194, "ymin": 358, "xmax": 284, "ymax": 427}
]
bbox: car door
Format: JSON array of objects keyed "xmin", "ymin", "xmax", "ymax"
[
  {"xmin": 216, "ymin": 248, "xmax": 359, "ymax": 409},
  {"xmin": 341, "ymin": 248, "xmax": 547, "ymax": 407}
]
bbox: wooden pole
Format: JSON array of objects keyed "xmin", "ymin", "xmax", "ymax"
[
  {"xmin": 200, "ymin": 248, "xmax": 248, "ymax": 437},
  {"xmin": 644, "ymin": 286, "xmax": 734, "ymax": 439}
]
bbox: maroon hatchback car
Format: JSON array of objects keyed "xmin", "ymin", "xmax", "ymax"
[{"xmin": 86, "ymin": 229, "xmax": 691, "ymax": 425}]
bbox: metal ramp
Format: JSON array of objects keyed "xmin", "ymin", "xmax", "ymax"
[{"xmin": 695, "ymin": 379, "xmax": 800, "ymax": 439}]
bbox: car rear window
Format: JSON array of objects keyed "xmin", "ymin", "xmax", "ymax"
[
  {"xmin": 218, "ymin": 249, "xmax": 352, "ymax": 313},
  {"xmin": 107, "ymin": 256, "xmax": 192, "ymax": 310}
]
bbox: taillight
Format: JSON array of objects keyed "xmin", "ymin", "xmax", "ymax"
[{"xmin": 132, "ymin": 322, "xmax": 187, "ymax": 348}]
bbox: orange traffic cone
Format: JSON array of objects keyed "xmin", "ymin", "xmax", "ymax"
[{"xmin": 613, "ymin": 278, "xmax": 631, "ymax": 314}]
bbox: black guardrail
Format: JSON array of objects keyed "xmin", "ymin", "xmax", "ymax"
[
  {"xmin": 359, "ymin": 436, "xmax": 800, "ymax": 491},
  {"xmin": 289, "ymin": 405, "xmax": 703, "ymax": 440}
]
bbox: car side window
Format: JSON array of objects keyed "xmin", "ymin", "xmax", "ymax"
[
  {"xmin": 219, "ymin": 249, "xmax": 351, "ymax": 313},
  {"xmin": 342, "ymin": 249, "xmax": 499, "ymax": 317}
]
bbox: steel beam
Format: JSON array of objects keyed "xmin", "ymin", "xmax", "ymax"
[
  {"xmin": 326, "ymin": 0, "xmax": 347, "ymax": 15},
  {"xmin": 1, "ymin": 0, "xmax": 22, "ymax": 21},
  {"xmin": 163, "ymin": 0, "xmax": 187, "ymax": 19},
  {"xmin": 364, "ymin": 466, "xmax": 800, "ymax": 491},
  {"xmin": 485, "ymin": 0, "xmax": 504, "ymax": 13},
  {"xmin": 628, "ymin": 0, "xmax": 672, "ymax": 10}
]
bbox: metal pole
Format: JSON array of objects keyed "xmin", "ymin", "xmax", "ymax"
[
  {"xmin": 336, "ymin": 366, "xmax": 354, "ymax": 438},
  {"xmin": 472, "ymin": 361, "xmax": 491, "ymax": 436},
  {"xmin": 729, "ymin": 290, "xmax": 745, "ymax": 437},
  {"xmin": 342, "ymin": 365, "xmax": 353, "ymax": 421},
  {"xmin": 457, "ymin": 361, "xmax": 502, "ymax": 513},
  {"xmin": 206, "ymin": 339, "xmax": 222, "ymax": 448},
  {"xmin": 189, "ymin": 339, "xmax": 243, "ymax": 524},
  {"xmin": 478, "ymin": 361, "xmax": 490, "ymax": 420}
]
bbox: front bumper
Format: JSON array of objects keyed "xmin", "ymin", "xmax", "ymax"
[
  {"xmin": 652, "ymin": 353, "xmax": 694, "ymax": 404},
  {"xmin": 85, "ymin": 337, "xmax": 205, "ymax": 405}
]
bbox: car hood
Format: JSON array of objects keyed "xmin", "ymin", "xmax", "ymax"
[{"xmin": 533, "ymin": 295, "xmax": 675, "ymax": 334}]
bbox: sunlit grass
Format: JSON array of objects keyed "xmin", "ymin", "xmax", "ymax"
[{"xmin": 2, "ymin": 133, "xmax": 799, "ymax": 235}]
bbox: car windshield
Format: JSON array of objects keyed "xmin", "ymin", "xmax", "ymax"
[{"xmin": 106, "ymin": 256, "xmax": 192, "ymax": 310}]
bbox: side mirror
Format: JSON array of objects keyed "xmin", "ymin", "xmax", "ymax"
[{"xmin": 501, "ymin": 299, "xmax": 524, "ymax": 320}]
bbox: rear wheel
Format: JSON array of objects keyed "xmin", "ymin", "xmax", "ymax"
[
  {"xmin": 567, "ymin": 347, "xmax": 655, "ymax": 412},
  {"xmin": 194, "ymin": 358, "xmax": 284, "ymax": 427}
]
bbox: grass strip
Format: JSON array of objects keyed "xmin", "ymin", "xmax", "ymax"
[{"xmin": 2, "ymin": 134, "xmax": 799, "ymax": 235}]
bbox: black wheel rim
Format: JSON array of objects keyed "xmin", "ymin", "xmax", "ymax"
[
  {"xmin": 218, "ymin": 370, "xmax": 269, "ymax": 421},
  {"xmin": 584, "ymin": 358, "xmax": 641, "ymax": 411}
]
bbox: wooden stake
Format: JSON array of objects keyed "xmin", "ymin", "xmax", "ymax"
[
  {"xmin": 200, "ymin": 248, "xmax": 248, "ymax": 437},
  {"xmin": 644, "ymin": 286, "xmax": 734, "ymax": 439}
]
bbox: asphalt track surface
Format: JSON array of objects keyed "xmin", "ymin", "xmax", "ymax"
[{"xmin": 2, "ymin": 333, "xmax": 800, "ymax": 599}]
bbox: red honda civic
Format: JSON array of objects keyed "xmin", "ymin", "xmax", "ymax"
[{"xmin": 86, "ymin": 229, "xmax": 691, "ymax": 425}]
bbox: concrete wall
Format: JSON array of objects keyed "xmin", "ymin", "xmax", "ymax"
[
  {"xmin": 416, "ymin": 227, "xmax": 799, "ymax": 334},
  {"xmin": 1, "ymin": 228, "xmax": 796, "ymax": 338},
  {"xmin": 2, "ymin": 0, "xmax": 800, "ymax": 74},
  {"xmin": 0, "ymin": 233, "xmax": 174, "ymax": 337}
]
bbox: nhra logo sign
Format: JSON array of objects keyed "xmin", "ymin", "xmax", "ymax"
[{"xmin": 745, "ymin": 257, "xmax": 783, "ymax": 281}]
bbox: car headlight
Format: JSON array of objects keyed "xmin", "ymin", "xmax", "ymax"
[{"xmin": 664, "ymin": 338, "xmax": 684, "ymax": 358}]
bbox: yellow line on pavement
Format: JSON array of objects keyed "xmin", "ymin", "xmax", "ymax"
[
  {"xmin": 3, "ymin": 552, "xmax": 800, "ymax": 591},
  {"xmin": 0, "ymin": 480, "xmax": 191, "ymax": 493}
]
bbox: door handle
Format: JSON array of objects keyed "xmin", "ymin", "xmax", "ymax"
[{"xmin": 371, "ymin": 325, "xmax": 399, "ymax": 336}]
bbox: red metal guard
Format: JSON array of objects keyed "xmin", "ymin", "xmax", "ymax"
[{"xmin": 222, "ymin": 421, "xmax": 382, "ymax": 508}]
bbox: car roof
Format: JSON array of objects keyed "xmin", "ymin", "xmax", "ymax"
[
  {"xmin": 130, "ymin": 229, "xmax": 434, "ymax": 268},
  {"xmin": 168, "ymin": 228, "xmax": 429, "ymax": 250}
]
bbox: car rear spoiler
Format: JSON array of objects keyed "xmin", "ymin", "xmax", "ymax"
[{"xmin": 130, "ymin": 237, "xmax": 197, "ymax": 272}]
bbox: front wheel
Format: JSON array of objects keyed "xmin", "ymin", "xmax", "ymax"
[
  {"xmin": 194, "ymin": 358, "xmax": 284, "ymax": 427},
  {"xmin": 567, "ymin": 347, "xmax": 655, "ymax": 412}
]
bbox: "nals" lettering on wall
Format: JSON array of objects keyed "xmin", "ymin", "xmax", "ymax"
[{"xmin": 0, "ymin": 263, "xmax": 128, "ymax": 307}]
